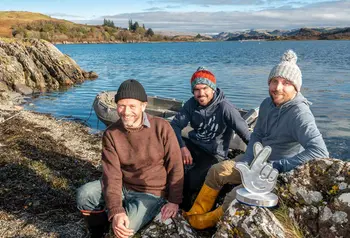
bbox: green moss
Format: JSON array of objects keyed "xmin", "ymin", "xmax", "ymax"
[{"xmin": 30, "ymin": 160, "xmax": 69, "ymax": 190}]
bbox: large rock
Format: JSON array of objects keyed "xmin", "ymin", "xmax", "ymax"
[
  {"xmin": 277, "ymin": 158, "xmax": 350, "ymax": 238},
  {"xmin": 135, "ymin": 158, "xmax": 350, "ymax": 238},
  {"xmin": 14, "ymin": 83, "xmax": 33, "ymax": 95},
  {"xmin": 104, "ymin": 213, "xmax": 199, "ymax": 238},
  {"xmin": 140, "ymin": 213, "xmax": 198, "ymax": 238},
  {"xmin": 0, "ymin": 38, "xmax": 98, "ymax": 94},
  {"xmin": 0, "ymin": 80, "xmax": 9, "ymax": 92},
  {"xmin": 214, "ymin": 200, "xmax": 285, "ymax": 238}
]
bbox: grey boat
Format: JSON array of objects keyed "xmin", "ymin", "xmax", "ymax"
[{"xmin": 93, "ymin": 91, "xmax": 259, "ymax": 151}]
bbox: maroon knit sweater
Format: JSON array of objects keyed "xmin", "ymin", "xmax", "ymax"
[{"xmin": 101, "ymin": 114, "xmax": 184, "ymax": 220}]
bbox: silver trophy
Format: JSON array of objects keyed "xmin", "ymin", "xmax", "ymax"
[{"xmin": 235, "ymin": 142, "xmax": 279, "ymax": 207}]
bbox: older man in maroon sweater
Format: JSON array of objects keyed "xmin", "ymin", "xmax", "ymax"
[{"xmin": 77, "ymin": 79, "xmax": 184, "ymax": 238}]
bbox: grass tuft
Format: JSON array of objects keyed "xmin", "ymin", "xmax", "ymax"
[{"xmin": 273, "ymin": 201, "xmax": 305, "ymax": 238}]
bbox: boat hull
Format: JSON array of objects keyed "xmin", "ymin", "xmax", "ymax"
[{"xmin": 93, "ymin": 91, "xmax": 258, "ymax": 151}]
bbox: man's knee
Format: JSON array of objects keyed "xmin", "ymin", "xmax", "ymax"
[
  {"xmin": 76, "ymin": 180, "xmax": 102, "ymax": 211},
  {"xmin": 76, "ymin": 184, "xmax": 91, "ymax": 209},
  {"xmin": 205, "ymin": 160, "xmax": 238, "ymax": 190},
  {"xmin": 207, "ymin": 160, "xmax": 235, "ymax": 178},
  {"xmin": 126, "ymin": 193, "xmax": 165, "ymax": 232}
]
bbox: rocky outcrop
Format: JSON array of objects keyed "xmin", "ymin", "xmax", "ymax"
[
  {"xmin": 214, "ymin": 201, "xmax": 285, "ymax": 238},
  {"xmin": 0, "ymin": 38, "xmax": 97, "ymax": 97},
  {"xmin": 138, "ymin": 158, "xmax": 349, "ymax": 238},
  {"xmin": 277, "ymin": 158, "xmax": 349, "ymax": 238}
]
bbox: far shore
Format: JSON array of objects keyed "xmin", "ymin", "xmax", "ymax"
[{"xmin": 51, "ymin": 38, "xmax": 350, "ymax": 45}]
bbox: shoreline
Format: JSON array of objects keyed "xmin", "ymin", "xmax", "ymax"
[
  {"xmin": 1, "ymin": 37, "xmax": 349, "ymax": 237},
  {"xmin": 0, "ymin": 100, "xmax": 102, "ymax": 237},
  {"xmin": 52, "ymin": 38, "xmax": 350, "ymax": 45},
  {"xmin": 2, "ymin": 99, "xmax": 350, "ymax": 238}
]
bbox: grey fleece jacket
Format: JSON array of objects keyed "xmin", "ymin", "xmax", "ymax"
[
  {"xmin": 241, "ymin": 93, "xmax": 329, "ymax": 172},
  {"xmin": 171, "ymin": 88, "xmax": 251, "ymax": 158}
]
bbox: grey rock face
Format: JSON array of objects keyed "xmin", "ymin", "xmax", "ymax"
[
  {"xmin": 0, "ymin": 39, "xmax": 98, "ymax": 95},
  {"xmin": 14, "ymin": 84, "xmax": 33, "ymax": 95},
  {"xmin": 277, "ymin": 158, "xmax": 350, "ymax": 238},
  {"xmin": 140, "ymin": 213, "xmax": 198, "ymax": 238},
  {"xmin": 0, "ymin": 81, "xmax": 9, "ymax": 92},
  {"xmin": 214, "ymin": 200, "xmax": 285, "ymax": 238}
]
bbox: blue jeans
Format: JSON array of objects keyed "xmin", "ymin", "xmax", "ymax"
[{"xmin": 76, "ymin": 180, "xmax": 166, "ymax": 232}]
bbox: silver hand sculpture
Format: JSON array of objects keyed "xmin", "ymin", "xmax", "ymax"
[{"xmin": 235, "ymin": 142, "xmax": 278, "ymax": 195}]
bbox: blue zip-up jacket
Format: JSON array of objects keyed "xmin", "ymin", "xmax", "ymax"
[
  {"xmin": 171, "ymin": 88, "xmax": 251, "ymax": 158},
  {"xmin": 241, "ymin": 93, "xmax": 329, "ymax": 172}
]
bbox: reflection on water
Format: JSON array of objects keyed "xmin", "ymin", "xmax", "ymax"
[{"xmin": 25, "ymin": 41, "xmax": 350, "ymax": 160}]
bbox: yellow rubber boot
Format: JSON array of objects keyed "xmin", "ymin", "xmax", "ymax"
[
  {"xmin": 183, "ymin": 184, "xmax": 220, "ymax": 217},
  {"xmin": 187, "ymin": 206, "xmax": 223, "ymax": 230}
]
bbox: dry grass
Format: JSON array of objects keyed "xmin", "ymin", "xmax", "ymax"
[
  {"xmin": 0, "ymin": 11, "xmax": 71, "ymax": 37},
  {"xmin": 273, "ymin": 201, "xmax": 305, "ymax": 238},
  {"xmin": 0, "ymin": 11, "xmax": 53, "ymax": 20}
]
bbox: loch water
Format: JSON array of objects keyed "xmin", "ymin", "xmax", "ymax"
[{"xmin": 26, "ymin": 41, "xmax": 350, "ymax": 160}]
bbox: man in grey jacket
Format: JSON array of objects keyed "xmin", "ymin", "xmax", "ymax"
[
  {"xmin": 183, "ymin": 50, "xmax": 329, "ymax": 230},
  {"xmin": 171, "ymin": 67, "xmax": 251, "ymax": 210}
]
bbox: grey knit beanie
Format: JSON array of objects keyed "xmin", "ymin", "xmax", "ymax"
[{"xmin": 268, "ymin": 50, "xmax": 302, "ymax": 92}]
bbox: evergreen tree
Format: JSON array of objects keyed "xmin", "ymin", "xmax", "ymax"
[
  {"xmin": 103, "ymin": 19, "xmax": 115, "ymax": 27},
  {"xmin": 128, "ymin": 19, "xmax": 133, "ymax": 30},
  {"xmin": 145, "ymin": 28, "xmax": 154, "ymax": 37},
  {"xmin": 132, "ymin": 21, "xmax": 140, "ymax": 31}
]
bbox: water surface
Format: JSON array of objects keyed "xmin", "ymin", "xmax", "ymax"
[{"xmin": 26, "ymin": 41, "xmax": 350, "ymax": 159}]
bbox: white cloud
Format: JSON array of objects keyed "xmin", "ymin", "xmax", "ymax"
[
  {"xmin": 78, "ymin": 0, "xmax": 350, "ymax": 33},
  {"xmin": 47, "ymin": 13, "xmax": 85, "ymax": 19}
]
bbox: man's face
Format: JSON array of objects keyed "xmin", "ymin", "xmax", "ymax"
[
  {"xmin": 269, "ymin": 77, "xmax": 297, "ymax": 107},
  {"xmin": 193, "ymin": 84, "xmax": 215, "ymax": 106},
  {"xmin": 116, "ymin": 98, "xmax": 147, "ymax": 129}
]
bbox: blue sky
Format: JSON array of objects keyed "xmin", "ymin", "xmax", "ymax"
[{"xmin": 0, "ymin": 0, "xmax": 349, "ymax": 33}]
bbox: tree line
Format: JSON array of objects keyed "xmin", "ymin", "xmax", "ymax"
[
  {"xmin": 12, "ymin": 19, "xmax": 162, "ymax": 43},
  {"xmin": 10, "ymin": 18, "xmax": 208, "ymax": 43}
]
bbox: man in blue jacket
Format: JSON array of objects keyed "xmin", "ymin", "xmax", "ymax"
[
  {"xmin": 184, "ymin": 50, "xmax": 329, "ymax": 230},
  {"xmin": 171, "ymin": 67, "xmax": 251, "ymax": 211}
]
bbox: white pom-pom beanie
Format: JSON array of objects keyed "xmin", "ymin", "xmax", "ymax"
[{"xmin": 268, "ymin": 49, "xmax": 302, "ymax": 92}]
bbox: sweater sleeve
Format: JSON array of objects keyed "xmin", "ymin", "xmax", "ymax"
[
  {"xmin": 170, "ymin": 100, "xmax": 191, "ymax": 148},
  {"xmin": 101, "ymin": 131, "xmax": 125, "ymax": 221},
  {"xmin": 271, "ymin": 110, "xmax": 329, "ymax": 173},
  {"xmin": 223, "ymin": 102, "xmax": 251, "ymax": 145},
  {"xmin": 240, "ymin": 110, "xmax": 264, "ymax": 164},
  {"xmin": 163, "ymin": 122, "xmax": 184, "ymax": 204}
]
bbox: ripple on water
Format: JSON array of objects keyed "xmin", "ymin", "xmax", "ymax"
[{"xmin": 25, "ymin": 41, "xmax": 350, "ymax": 160}]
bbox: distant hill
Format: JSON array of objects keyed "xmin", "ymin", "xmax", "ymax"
[
  {"xmin": 0, "ymin": 11, "xmax": 68, "ymax": 37},
  {"xmin": 214, "ymin": 27, "xmax": 350, "ymax": 41},
  {"xmin": 2, "ymin": 12, "xmax": 348, "ymax": 43},
  {"xmin": 0, "ymin": 11, "xmax": 205, "ymax": 43}
]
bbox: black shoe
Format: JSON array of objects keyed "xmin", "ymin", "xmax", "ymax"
[{"xmin": 84, "ymin": 212, "xmax": 110, "ymax": 238}]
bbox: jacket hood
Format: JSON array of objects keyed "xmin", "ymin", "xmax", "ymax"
[
  {"xmin": 196, "ymin": 88, "xmax": 225, "ymax": 113},
  {"xmin": 268, "ymin": 92, "xmax": 310, "ymax": 127},
  {"xmin": 280, "ymin": 92, "xmax": 310, "ymax": 108}
]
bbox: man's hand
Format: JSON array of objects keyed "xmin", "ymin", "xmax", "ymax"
[
  {"xmin": 112, "ymin": 213, "xmax": 134, "ymax": 238},
  {"xmin": 160, "ymin": 202, "xmax": 179, "ymax": 221},
  {"xmin": 235, "ymin": 142, "xmax": 278, "ymax": 194},
  {"xmin": 181, "ymin": 146, "xmax": 193, "ymax": 165}
]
